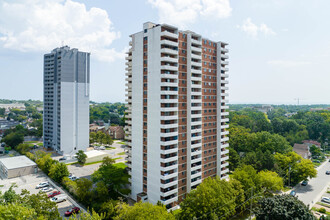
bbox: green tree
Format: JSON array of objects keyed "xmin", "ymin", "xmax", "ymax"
[
  {"xmin": 36, "ymin": 153, "xmax": 57, "ymax": 175},
  {"xmin": 274, "ymin": 152, "xmax": 317, "ymax": 186},
  {"xmin": 76, "ymin": 150, "xmax": 87, "ymax": 165},
  {"xmin": 229, "ymin": 147, "xmax": 240, "ymax": 170},
  {"xmin": 16, "ymin": 143, "xmax": 30, "ymax": 154},
  {"xmin": 90, "ymin": 132, "xmax": 97, "ymax": 144},
  {"xmin": 114, "ymin": 202, "xmax": 175, "ymax": 220},
  {"xmin": 68, "ymin": 210, "xmax": 104, "ymax": 220},
  {"xmin": 75, "ymin": 178, "xmax": 93, "ymax": 206},
  {"xmin": 0, "ymin": 108, "xmax": 5, "ymax": 116},
  {"xmin": 92, "ymin": 157, "xmax": 130, "ymax": 197},
  {"xmin": 2, "ymin": 132, "xmax": 24, "ymax": 148},
  {"xmin": 49, "ymin": 162, "xmax": 70, "ymax": 183},
  {"xmin": 99, "ymin": 200, "xmax": 119, "ymax": 220},
  {"xmin": 0, "ymin": 203, "xmax": 40, "ymax": 220},
  {"xmin": 254, "ymin": 194, "xmax": 315, "ymax": 220},
  {"xmin": 179, "ymin": 177, "xmax": 245, "ymax": 220}
]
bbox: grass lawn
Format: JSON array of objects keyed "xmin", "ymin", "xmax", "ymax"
[
  {"xmin": 24, "ymin": 141, "xmax": 36, "ymax": 144},
  {"xmin": 117, "ymin": 152, "xmax": 125, "ymax": 155},
  {"xmin": 113, "ymin": 162, "xmax": 127, "ymax": 169},
  {"xmin": 37, "ymin": 143, "xmax": 43, "ymax": 146},
  {"xmin": 105, "ymin": 146, "xmax": 116, "ymax": 150},
  {"xmin": 117, "ymin": 141, "xmax": 126, "ymax": 145}
]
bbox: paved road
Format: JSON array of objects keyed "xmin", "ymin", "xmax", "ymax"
[{"xmin": 294, "ymin": 161, "xmax": 330, "ymax": 207}]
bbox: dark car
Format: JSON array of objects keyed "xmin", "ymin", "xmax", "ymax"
[
  {"xmin": 290, "ymin": 190, "xmax": 296, "ymax": 196},
  {"xmin": 301, "ymin": 180, "xmax": 308, "ymax": 186},
  {"xmin": 64, "ymin": 207, "xmax": 80, "ymax": 217},
  {"xmin": 47, "ymin": 191, "xmax": 61, "ymax": 198},
  {"xmin": 326, "ymin": 171, "xmax": 330, "ymax": 175}
]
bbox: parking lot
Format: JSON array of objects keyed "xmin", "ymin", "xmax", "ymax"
[{"xmin": 0, "ymin": 172, "xmax": 83, "ymax": 218}]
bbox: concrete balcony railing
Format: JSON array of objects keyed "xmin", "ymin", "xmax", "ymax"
[
  {"xmin": 160, "ymin": 156, "xmax": 179, "ymax": 164},
  {"xmin": 161, "ymin": 56, "xmax": 178, "ymax": 63},
  {"xmin": 160, "ymin": 48, "xmax": 178, "ymax": 56},
  {"xmin": 161, "ymin": 31, "xmax": 178, "ymax": 39},
  {"xmin": 160, "ymin": 164, "xmax": 178, "ymax": 172},
  {"xmin": 161, "ymin": 65, "xmax": 178, "ymax": 71},
  {"xmin": 161, "ymin": 39, "xmax": 178, "ymax": 47},
  {"xmin": 160, "ymin": 188, "xmax": 178, "ymax": 198}
]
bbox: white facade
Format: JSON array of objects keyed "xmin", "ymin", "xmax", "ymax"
[
  {"xmin": 125, "ymin": 22, "xmax": 229, "ymax": 209},
  {"xmin": 43, "ymin": 46, "xmax": 90, "ymax": 156}
]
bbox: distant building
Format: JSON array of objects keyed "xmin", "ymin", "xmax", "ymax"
[
  {"xmin": 0, "ymin": 119, "xmax": 19, "ymax": 136},
  {"xmin": 252, "ymin": 105, "xmax": 273, "ymax": 114},
  {"xmin": 0, "ymin": 156, "xmax": 38, "ymax": 179},
  {"xmin": 43, "ymin": 46, "xmax": 90, "ymax": 155},
  {"xmin": 285, "ymin": 112, "xmax": 297, "ymax": 117},
  {"xmin": 293, "ymin": 143, "xmax": 311, "ymax": 159},
  {"xmin": 0, "ymin": 103, "xmax": 26, "ymax": 111},
  {"xmin": 302, "ymin": 140, "xmax": 321, "ymax": 148},
  {"xmin": 89, "ymin": 124, "xmax": 106, "ymax": 133},
  {"xmin": 107, "ymin": 126, "xmax": 125, "ymax": 140}
]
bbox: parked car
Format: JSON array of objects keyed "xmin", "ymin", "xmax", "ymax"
[
  {"xmin": 48, "ymin": 191, "xmax": 61, "ymax": 198},
  {"xmin": 64, "ymin": 207, "xmax": 80, "ymax": 217},
  {"xmin": 290, "ymin": 190, "xmax": 296, "ymax": 197},
  {"xmin": 99, "ymin": 146, "xmax": 106, "ymax": 150},
  {"xmin": 301, "ymin": 180, "xmax": 308, "ymax": 186},
  {"xmin": 36, "ymin": 182, "xmax": 49, "ymax": 189},
  {"xmin": 40, "ymin": 187, "xmax": 53, "ymax": 193},
  {"xmin": 59, "ymin": 156, "xmax": 67, "ymax": 161},
  {"xmin": 50, "ymin": 195, "xmax": 67, "ymax": 203},
  {"xmin": 69, "ymin": 175, "xmax": 79, "ymax": 181},
  {"xmin": 94, "ymin": 146, "xmax": 100, "ymax": 150},
  {"xmin": 326, "ymin": 171, "xmax": 330, "ymax": 175},
  {"xmin": 322, "ymin": 197, "xmax": 330, "ymax": 204}
]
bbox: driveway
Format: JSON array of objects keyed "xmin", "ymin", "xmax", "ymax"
[{"xmin": 294, "ymin": 161, "xmax": 330, "ymax": 207}]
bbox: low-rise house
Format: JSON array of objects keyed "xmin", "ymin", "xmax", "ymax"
[
  {"xmin": 107, "ymin": 126, "xmax": 125, "ymax": 140},
  {"xmin": 293, "ymin": 143, "xmax": 311, "ymax": 159},
  {"xmin": 89, "ymin": 124, "xmax": 106, "ymax": 133},
  {"xmin": 302, "ymin": 140, "xmax": 321, "ymax": 148}
]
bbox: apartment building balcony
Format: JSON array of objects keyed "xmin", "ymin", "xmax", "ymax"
[
  {"xmin": 161, "ymin": 179, "xmax": 178, "ymax": 189},
  {"xmin": 191, "ymin": 178, "xmax": 202, "ymax": 187},
  {"xmin": 221, "ymin": 73, "xmax": 229, "ymax": 78},
  {"xmin": 221, "ymin": 111, "xmax": 229, "ymax": 116},
  {"xmin": 160, "ymin": 82, "xmax": 177, "ymax": 87},
  {"xmin": 221, "ymin": 130, "xmax": 229, "ymax": 136},
  {"xmin": 191, "ymin": 106, "xmax": 202, "ymax": 111},
  {"xmin": 191, "ymin": 68, "xmax": 202, "ymax": 74},
  {"xmin": 161, "ymin": 99, "xmax": 178, "ymax": 104},
  {"xmin": 191, "ymin": 157, "xmax": 202, "ymax": 164},
  {"xmin": 191, "ymin": 171, "xmax": 202, "ymax": 180},
  {"xmin": 160, "ymin": 56, "xmax": 178, "ymax": 63},
  {"xmin": 191, "ymin": 136, "xmax": 202, "ymax": 142},
  {"xmin": 191, "ymin": 149, "xmax": 202, "ymax": 157},
  {"xmin": 160, "ymin": 188, "xmax": 178, "ymax": 198},
  {"xmin": 161, "ymin": 31, "xmax": 178, "ymax": 39},
  {"xmin": 221, "ymin": 143, "xmax": 229, "ymax": 148},
  {"xmin": 160, "ymin": 90, "xmax": 178, "ymax": 96},
  {"xmin": 161, "ymin": 39, "xmax": 178, "ymax": 47},
  {"xmin": 191, "ymin": 38, "xmax": 202, "ymax": 45},
  {"xmin": 222, "ymin": 124, "xmax": 229, "ymax": 129},
  {"xmin": 220, "ymin": 162, "xmax": 229, "ymax": 169},
  {"xmin": 160, "ymin": 131, "xmax": 179, "ymax": 137},
  {"xmin": 191, "ymin": 83, "xmax": 202, "ymax": 89},
  {"xmin": 161, "ymin": 155, "xmax": 179, "ymax": 164},
  {"xmin": 161, "ymin": 147, "xmax": 178, "ymax": 155},
  {"xmin": 191, "ymin": 128, "xmax": 202, "ymax": 133},
  {"xmin": 161, "ymin": 65, "xmax": 178, "ymax": 71},
  {"xmin": 125, "ymin": 55, "xmax": 132, "ymax": 60},
  {"xmin": 222, "ymin": 168, "xmax": 229, "ymax": 174},
  {"xmin": 191, "ymin": 53, "xmax": 202, "ymax": 60},
  {"xmin": 191, "ymin": 142, "xmax": 202, "ymax": 149},
  {"xmin": 161, "ymin": 163, "xmax": 178, "ymax": 172},
  {"xmin": 223, "ymin": 67, "xmax": 229, "ymax": 72},
  {"xmin": 191, "ymin": 76, "xmax": 202, "ymax": 82},
  {"xmin": 222, "ymin": 156, "xmax": 229, "ymax": 161},
  {"xmin": 160, "ymin": 48, "xmax": 178, "ymax": 56},
  {"xmin": 163, "ymin": 196, "xmax": 178, "ymax": 205},
  {"xmin": 221, "ymin": 136, "xmax": 229, "ymax": 142},
  {"xmin": 191, "ymin": 46, "xmax": 202, "ymax": 53},
  {"xmin": 221, "ymin": 61, "xmax": 229, "ymax": 65},
  {"xmin": 161, "ymin": 170, "xmax": 178, "ymax": 180},
  {"xmin": 191, "ymin": 113, "xmax": 202, "ymax": 118},
  {"xmin": 160, "ymin": 140, "xmax": 178, "ymax": 146},
  {"xmin": 221, "ymin": 54, "xmax": 229, "ymax": 59},
  {"xmin": 191, "ymin": 61, "xmax": 202, "ymax": 67},
  {"xmin": 222, "ymin": 48, "xmax": 229, "ymax": 53},
  {"xmin": 221, "ymin": 118, "xmax": 229, "ymax": 123},
  {"xmin": 221, "ymin": 149, "xmax": 229, "ymax": 156},
  {"xmin": 161, "ymin": 74, "xmax": 178, "ymax": 80},
  {"xmin": 160, "ymin": 123, "xmax": 178, "ymax": 129},
  {"xmin": 160, "ymin": 107, "xmax": 178, "ymax": 112},
  {"xmin": 191, "ymin": 164, "xmax": 202, "ymax": 171}
]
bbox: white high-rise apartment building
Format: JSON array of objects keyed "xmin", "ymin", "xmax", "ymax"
[
  {"xmin": 43, "ymin": 46, "xmax": 90, "ymax": 156},
  {"xmin": 125, "ymin": 22, "xmax": 229, "ymax": 210}
]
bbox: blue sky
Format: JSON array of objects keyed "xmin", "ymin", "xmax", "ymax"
[{"xmin": 0, "ymin": 0, "xmax": 330, "ymax": 104}]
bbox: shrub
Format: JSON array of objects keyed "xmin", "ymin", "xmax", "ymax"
[{"xmin": 319, "ymin": 208, "xmax": 326, "ymax": 213}]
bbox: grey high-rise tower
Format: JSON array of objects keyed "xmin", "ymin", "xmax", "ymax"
[{"xmin": 43, "ymin": 46, "xmax": 90, "ymax": 156}]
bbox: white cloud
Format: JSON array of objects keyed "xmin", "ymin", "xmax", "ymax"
[
  {"xmin": 267, "ymin": 60, "xmax": 311, "ymax": 67},
  {"xmin": 237, "ymin": 18, "xmax": 275, "ymax": 38},
  {"xmin": 147, "ymin": 0, "xmax": 232, "ymax": 28},
  {"xmin": 0, "ymin": 0, "xmax": 122, "ymax": 62}
]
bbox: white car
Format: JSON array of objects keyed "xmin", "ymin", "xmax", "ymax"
[
  {"xmin": 322, "ymin": 197, "xmax": 330, "ymax": 204},
  {"xmin": 99, "ymin": 146, "xmax": 106, "ymax": 150},
  {"xmin": 36, "ymin": 182, "xmax": 49, "ymax": 189},
  {"xmin": 40, "ymin": 187, "xmax": 53, "ymax": 193},
  {"xmin": 69, "ymin": 176, "xmax": 79, "ymax": 181},
  {"xmin": 50, "ymin": 195, "xmax": 67, "ymax": 203}
]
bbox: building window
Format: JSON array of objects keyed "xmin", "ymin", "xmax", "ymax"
[{"xmin": 144, "ymin": 36, "xmax": 148, "ymax": 41}]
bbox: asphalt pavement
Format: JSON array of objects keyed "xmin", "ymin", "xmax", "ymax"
[{"xmin": 294, "ymin": 160, "xmax": 330, "ymax": 207}]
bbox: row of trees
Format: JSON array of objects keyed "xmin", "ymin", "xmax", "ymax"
[
  {"xmin": 90, "ymin": 103, "xmax": 126, "ymax": 125},
  {"xmin": 90, "ymin": 131, "xmax": 114, "ymax": 145}
]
